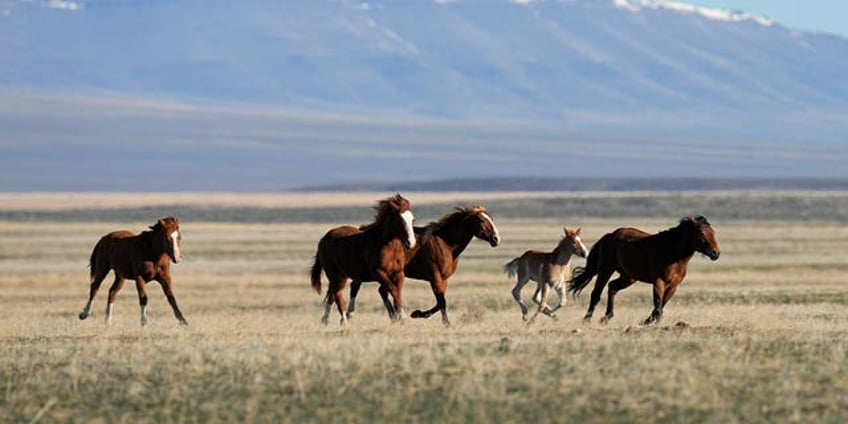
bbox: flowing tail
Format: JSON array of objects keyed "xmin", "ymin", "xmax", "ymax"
[
  {"xmin": 310, "ymin": 254, "xmax": 323, "ymax": 294},
  {"xmin": 503, "ymin": 257, "xmax": 521, "ymax": 279},
  {"xmin": 89, "ymin": 237, "xmax": 106, "ymax": 282},
  {"xmin": 567, "ymin": 237, "xmax": 603, "ymax": 297}
]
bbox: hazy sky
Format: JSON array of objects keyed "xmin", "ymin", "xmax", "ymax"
[{"xmin": 688, "ymin": 0, "xmax": 848, "ymax": 38}]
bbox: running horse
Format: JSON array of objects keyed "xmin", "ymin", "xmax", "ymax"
[
  {"xmin": 568, "ymin": 216, "xmax": 720, "ymax": 325},
  {"xmin": 310, "ymin": 194, "xmax": 416, "ymax": 325},
  {"xmin": 504, "ymin": 227, "xmax": 588, "ymax": 323},
  {"xmin": 79, "ymin": 217, "xmax": 188, "ymax": 326},
  {"xmin": 347, "ymin": 205, "xmax": 501, "ymax": 327}
]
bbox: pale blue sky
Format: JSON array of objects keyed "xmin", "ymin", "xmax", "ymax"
[{"xmin": 688, "ymin": 0, "xmax": 848, "ymax": 38}]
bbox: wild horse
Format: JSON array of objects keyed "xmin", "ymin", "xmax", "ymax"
[
  {"xmin": 504, "ymin": 227, "xmax": 588, "ymax": 323},
  {"xmin": 310, "ymin": 194, "xmax": 416, "ymax": 325},
  {"xmin": 568, "ymin": 216, "xmax": 720, "ymax": 325},
  {"xmin": 347, "ymin": 205, "xmax": 501, "ymax": 327},
  {"xmin": 79, "ymin": 217, "xmax": 187, "ymax": 326}
]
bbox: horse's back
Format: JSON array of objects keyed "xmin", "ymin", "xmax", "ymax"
[{"xmin": 610, "ymin": 227, "xmax": 651, "ymax": 242}]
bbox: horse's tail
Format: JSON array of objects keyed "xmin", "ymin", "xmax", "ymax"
[
  {"xmin": 89, "ymin": 237, "xmax": 107, "ymax": 282},
  {"xmin": 567, "ymin": 236, "xmax": 604, "ymax": 298},
  {"xmin": 310, "ymin": 254, "xmax": 323, "ymax": 295},
  {"xmin": 503, "ymin": 257, "xmax": 521, "ymax": 279}
]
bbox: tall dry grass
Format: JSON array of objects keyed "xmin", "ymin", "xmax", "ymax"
[{"xmin": 1, "ymin": 194, "xmax": 847, "ymax": 422}]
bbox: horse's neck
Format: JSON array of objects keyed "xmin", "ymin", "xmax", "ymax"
[
  {"xmin": 137, "ymin": 231, "xmax": 162, "ymax": 259},
  {"xmin": 433, "ymin": 221, "xmax": 474, "ymax": 259},
  {"xmin": 551, "ymin": 245, "xmax": 574, "ymax": 265},
  {"xmin": 651, "ymin": 226, "xmax": 695, "ymax": 264}
]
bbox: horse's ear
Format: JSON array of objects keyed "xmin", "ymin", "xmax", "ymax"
[
  {"xmin": 575, "ymin": 228, "xmax": 581, "ymax": 236},
  {"xmin": 563, "ymin": 227, "xmax": 568, "ymax": 235}
]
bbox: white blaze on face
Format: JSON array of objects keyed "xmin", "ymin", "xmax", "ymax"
[
  {"xmin": 575, "ymin": 235, "xmax": 589, "ymax": 257},
  {"xmin": 170, "ymin": 230, "xmax": 182, "ymax": 263},
  {"xmin": 481, "ymin": 212, "xmax": 500, "ymax": 245},
  {"xmin": 400, "ymin": 210, "xmax": 416, "ymax": 248}
]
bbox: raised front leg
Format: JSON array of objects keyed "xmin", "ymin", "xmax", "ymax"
[
  {"xmin": 156, "ymin": 276, "xmax": 188, "ymax": 326},
  {"xmin": 544, "ymin": 283, "xmax": 567, "ymax": 318},
  {"xmin": 643, "ymin": 280, "xmax": 667, "ymax": 325},
  {"xmin": 527, "ymin": 283, "xmax": 551, "ymax": 325}
]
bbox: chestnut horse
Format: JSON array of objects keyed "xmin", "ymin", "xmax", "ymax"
[
  {"xmin": 79, "ymin": 217, "xmax": 187, "ymax": 326},
  {"xmin": 568, "ymin": 216, "xmax": 720, "ymax": 325},
  {"xmin": 310, "ymin": 194, "xmax": 416, "ymax": 325},
  {"xmin": 504, "ymin": 227, "xmax": 588, "ymax": 323},
  {"xmin": 347, "ymin": 205, "xmax": 501, "ymax": 327}
]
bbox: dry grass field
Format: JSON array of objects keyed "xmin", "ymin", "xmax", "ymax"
[{"xmin": 1, "ymin": 192, "xmax": 847, "ymax": 422}]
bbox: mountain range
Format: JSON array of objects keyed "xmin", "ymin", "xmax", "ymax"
[{"xmin": 1, "ymin": 0, "xmax": 846, "ymax": 191}]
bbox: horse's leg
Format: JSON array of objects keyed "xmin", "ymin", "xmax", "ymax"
[
  {"xmin": 528, "ymin": 282, "xmax": 551, "ymax": 324},
  {"xmin": 545, "ymin": 282, "xmax": 566, "ymax": 317},
  {"xmin": 584, "ymin": 268, "xmax": 614, "ymax": 322},
  {"xmin": 134, "ymin": 277, "xmax": 149, "ymax": 327},
  {"xmin": 411, "ymin": 276, "xmax": 451, "ymax": 327},
  {"xmin": 511, "ymin": 270, "xmax": 532, "ymax": 321},
  {"xmin": 333, "ymin": 290, "xmax": 348, "ymax": 326},
  {"xmin": 383, "ymin": 271, "xmax": 405, "ymax": 322},
  {"xmin": 643, "ymin": 279, "xmax": 668, "ymax": 325},
  {"xmin": 346, "ymin": 280, "xmax": 362, "ymax": 318},
  {"xmin": 80, "ymin": 268, "xmax": 109, "ymax": 320},
  {"xmin": 377, "ymin": 284, "xmax": 396, "ymax": 318},
  {"xmin": 156, "ymin": 275, "xmax": 188, "ymax": 326},
  {"xmin": 105, "ymin": 275, "xmax": 125, "ymax": 325},
  {"xmin": 600, "ymin": 276, "xmax": 635, "ymax": 324}
]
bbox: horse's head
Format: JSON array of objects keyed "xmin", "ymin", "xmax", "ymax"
[
  {"xmin": 150, "ymin": 217, "xmax": 182, "ymax": 263},
  {"xmin": 682, "ymin": 216, "xmax": 720, "ymax": 261},
  {"xmin": 374, "ymin": 194, "xmax": 416, "ymax": 249},
  {"xmin": 466, "ymin": 206, "xmax": 501, "ymax": 247},
  {"xmin": 557, "ymin": 227, "xmax": 588, "ymax": 259}
]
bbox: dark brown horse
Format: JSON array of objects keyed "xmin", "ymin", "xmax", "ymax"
[
  {"xmin": 79, "ymin": 217, "xmax": 187, "ymax": 326},
  {"xmin": 567, "ymin": 216, "xmax": 720, "ymax": 325},
  {"xmin": 347, "ymin": 205, "xmax": 501, "ymax": 327},
  {"xmin": 310, "ymin": 194, "xmax": 416, "ymax": 325},
  {"xmin": 505, "ymin": 227, "xmax": 588, "ymax": 323}
]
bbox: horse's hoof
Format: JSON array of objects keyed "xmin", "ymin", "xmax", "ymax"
[
  {"xmin": 410, "ymin": 310, "xmax": 426, "ymax": 319},
  {"xmin": 599, "ymin": 316, "xmax": 611, "ymax": 324},
  {"xmin": 179, "ymin": 320, "xmax": 188, "ymax": 326},
  {"xmin": 79, "ymin": 312, "xmax": 88, "ymax": 320},
  {"xmin": 321, "ymin": 317, "xmax": 329, "ymax": 326},
  {"xmin": 583, "ymin": 316, "xmax": 592, "ymax": 323},
  {"xmin": 521, "ymin": 314, "xmax": 528, "ymax": 322}
]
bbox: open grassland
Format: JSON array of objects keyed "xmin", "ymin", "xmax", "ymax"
[{"xmin": 1, "ymin": 192, "xmax": 848, "ymax": 422}]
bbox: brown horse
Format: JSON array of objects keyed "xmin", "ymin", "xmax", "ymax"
[
  {"xmin": 504, "ymin": 228, "xmax": 588, "ymax": 323},
  {"xmin": 568, "ymin": 216, "xmax": 720, "ymax": 325},
  {"xmin": 79, "ymin": 217, "xmax": 187, "ymax": 326},
  {"xmin": 347, "ymin": 205, "xmax": 501, "ymax": 327},
  {"xmin": 310, "ymin": 194, "xmax": 416, "ymax": 325}
]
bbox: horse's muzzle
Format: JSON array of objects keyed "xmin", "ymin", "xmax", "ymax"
[
  {"xmin": 708, "ymin": 250, "xmax": 720, "ymax": 261},
  {"xmin": 489, "ymin": 236, "xmax": 501, "ymax": 247}
]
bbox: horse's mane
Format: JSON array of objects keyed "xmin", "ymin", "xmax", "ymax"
[
  {"xmin": 359, "ymin": 194, "xmax": 410, "ymax": 232},
  {"xmin": 651, "ymin": 216, "xmax": 709, "ymax": 260},
  {"xmin": 422, "ymin": 205, "xmax": 486, "ymax": 234}
]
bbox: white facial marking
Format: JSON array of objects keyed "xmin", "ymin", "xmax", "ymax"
[
  {"xmin": 575, "ymin": 236, "xmax": 588, "ymax": 256},
  {"xmin": 482, "ymin": 212, "xmax": 500, "ymax": 244},
  {"xmin": 400, "ymin": 210, "xmax": 416, "ymax": 248},
  {"xmin": 170, "ymin": 230, "xmax": 182, "ymax": 262}
]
